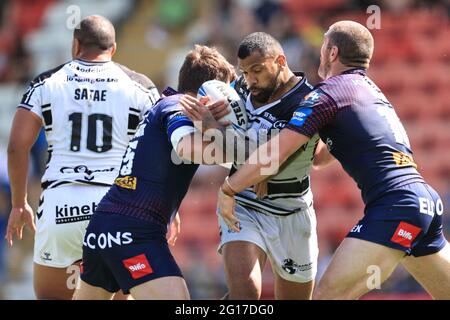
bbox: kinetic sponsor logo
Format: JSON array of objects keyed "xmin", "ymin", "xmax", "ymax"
[{"xmin": 55, "ymin": 202, "xmax": 97, "ymax": 224}]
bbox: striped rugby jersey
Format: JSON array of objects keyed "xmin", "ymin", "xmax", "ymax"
[
  {"xmin": 232, "ymin": 73, "xmax": 319, "ymax": 216},
  {"xmin": 19, "ymin": 59, "xmax": 160, "ymax": 189},
  {"xmin": 287, "ymin": 68, "xmax": 424, "ymax": 205}
]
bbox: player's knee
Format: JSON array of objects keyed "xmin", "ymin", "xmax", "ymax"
[
  {"xmin": 312, "ymin": 278, "xmax": 344, "ymax": 300},
  {"xmin": 313, "ymin": 279, "xmax": 360, "ymax": 300},
  {"xmin": 228, "ymin": 275, "xmax": 261, "ymax": 299},
  {"xmin": 229, "ymin": 286, "xmax": 260, "ymax": 300},
  {"xmin": 35, "ymin": 286, "xmax": 73, "ymax": 300}
]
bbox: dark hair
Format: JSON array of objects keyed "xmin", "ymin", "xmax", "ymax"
[
  {"xmin": 326, "ymin": 21, "xmax": 374, "ymax": 69},
  {"xmin": 73, "ymin": 15, "xmax": 115, "ymax": 51},
  {"xmin": 237, "ymin": 32, "xmax": 283, "ymax": 59},
  {"xmin": 177, "ymin": 45, "xmax": 236, "ymax": 93}
]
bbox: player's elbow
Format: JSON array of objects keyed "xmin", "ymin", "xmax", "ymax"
[
  {"xmin": 312, "ymin": 154, "xmax": 336, "ymax": 170},
  {"xmin": 7, "ymin": 138, "xmax": 25, "ymax": 158},
  {"xmin": 176, "ymin": 135, "xmax": 201, "ymax": 164}
]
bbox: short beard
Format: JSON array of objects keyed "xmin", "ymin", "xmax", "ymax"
[{"xmin": 250, "ymin": 69, "xmax": 281, "ymax": 104}]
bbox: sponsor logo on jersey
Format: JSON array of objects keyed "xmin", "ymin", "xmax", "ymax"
[
  {"xmin": 289, "ymin": 107, "xmax": 313, "ymax": 127},
  {"xmin": 419, "ymin": 197, "xmax": 444, "ymax": 217},
  {"xmin": 115, "ymin": 176, "xmax": 137, "ymax": 190},
  {"xmin": 325, "ymin": 137, "xmax": 333, "ymax": 151},
  {"xmin": 392, "ymin": 152, "xmax": 417, "ymax": 169},
  {"xmin": 227, "ymin": 221, "xmax": 242, "ymax": 233},
  {"xmin": 350, "ymin": 224, "xmax": 363, "ymax": 233},
  {"xmin": 281, "ymin": 259, "xmax": 312, "ymax": 274},
  {"xmin": 273, "ymin": 120, "xmax": 288, "ymax": 129},
  {"xmin": 122, "ymin": 254, "xmax": 153, "ymax": 279},
  {"xmin": 66, "ymin": 75, "xmax": 118, "ymax": 84},
  {"xmin": 60, "ymin": 165, "xmax": 115, "ymax": 180},
  {"xmin": 55, "ymin": 202, "xmax": 97, "ymax": 224},
  {"xmin": 304, "ymin": 91, "xmax": 320, "ymax": 102},
  {"xmin": 41, "ymin": 252, "xmax": 52, "ymax": 262},
  {"xmin": 83, "ymin": 231, "xmax": 133, "ymax": 249},
  {"xmin": 390, "ymin": 221, "xmax": 422, "ymax": 248}
]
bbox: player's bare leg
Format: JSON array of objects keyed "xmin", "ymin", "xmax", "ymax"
[
  {"xmin": 73, "ymin": 279, "xmax": 114, "ymax": 300},
  {"xmin": 401, "ymin": 242, "xmax": 450, "ymax": 299},
  {"xmin": 34, "ymin": 263, "xmax": 80, "ymax": 300},
  {"xmin": 313, "ymin": 238, "xmax": 405, "ymax": 299},
  {"xmin": 274, "ymin": 274, "xmax": 314, "ymax": 300},
  {"xmin": 222, "ymin": 241, "xmax": 267, "ymax": 300},
  {"xmin": 34, "ymin": 262, "xmax": 131, "ymax": 300},
  {"xmin": 129, "ymin": 276, "xmax": 189, "ymax": 300}
]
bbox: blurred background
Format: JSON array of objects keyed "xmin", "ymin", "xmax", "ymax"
[{"xmin": 0, "ymin": 0, "xmax": 449, "ymax": 299}]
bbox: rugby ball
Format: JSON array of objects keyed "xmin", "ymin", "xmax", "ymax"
[{"xmin": 197, "ymin": 80, "xmax": 248, "ymax": 130}]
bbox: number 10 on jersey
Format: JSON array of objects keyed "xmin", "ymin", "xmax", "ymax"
[{"xmin": 68, "ymin": 112, "xmax": 113, "ymax": 153}]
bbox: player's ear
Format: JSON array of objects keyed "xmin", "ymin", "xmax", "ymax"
[
  {"xmin": 330, "ymin": 46, "xmax": 339, "ymax": 63},
  {"xmin": 110, "ymin": 42, "xmax": 117, "ymax": 57},
  {"xmin": 276, "ymin": 55, "xmax": 287, "ymax": 69},
  {"xmin": 72, "ymin": 38, "xmax": 81, "ymax": 59}
]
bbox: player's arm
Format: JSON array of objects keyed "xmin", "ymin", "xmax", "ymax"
[
  {"xmin": 6, "ymin": 109, "xmax": 41, "ymax": 245},
  {"xmin": 165, "ymin": 104, "xmax": 227, "ymax": 164},
  {"xmin": 176, "ymin": 131, "xmax": 226, "ymax": 164},
  {"xmin": 180, "ymin": 95, "xmax": 255, "ymax": 163},
  {"xmin": 218, "ymin": 129, "xmax": 309, "ymax": 231},
  {"xmin": 313, "ymin": 139, "xmax": 336, "ymax": 170},
  {"xmin": 166, "ymin": 212, "xmax": 180, "ymax": 246}
]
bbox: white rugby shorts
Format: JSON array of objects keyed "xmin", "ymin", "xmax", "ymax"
[
  {"xmin": 218, "ymin": 201, "xmax": 318, "ymax": 283},
  {"xmin": 34, "ymin": 184, "xmax": 109, "ymax": 268}
]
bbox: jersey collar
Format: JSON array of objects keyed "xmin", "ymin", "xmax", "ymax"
[
  {"xmin": 75, "ymin": 59, "xmax": 112, "ymax": 66},
  {"xmin": 341, "ymin": 68, "xmax": 367, "ymax": 76}
]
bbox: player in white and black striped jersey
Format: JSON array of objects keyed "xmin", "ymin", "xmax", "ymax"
[
  {"xmin": 5, "ymin": 15, "xmax": 167, "ymax": 300},
  {"xmin": 218, "ymin": 33, "xmax": 335, "ymax": 300}
]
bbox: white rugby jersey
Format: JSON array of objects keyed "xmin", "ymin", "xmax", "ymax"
[
  {"xmin": 232, "ymin": 74, "xmax": 319, "ymax": 216},
  {"xmin": 19, "ymin": 59, "xmax": 160, "ymax": 189}
]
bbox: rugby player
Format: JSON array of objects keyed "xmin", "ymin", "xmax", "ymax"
[
  {"xmin": 5, "ymin": 15, "xmax": 162, "ymax": 299},
  {"xmin": 182, "ymin": 32, "xmax": 334, "ymax": 300},
  {"xmin": 73, "ymin": 45, "xmax": 236, "ymax": 300}
]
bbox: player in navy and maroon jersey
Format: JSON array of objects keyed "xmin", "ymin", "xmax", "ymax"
[
  {"xmin": 218, "ymin": 21, "xmax": 450, "ymax": 299},
  {"xmin": 73, "ymin": 45, "xmax": 236, "ymax": 300}
]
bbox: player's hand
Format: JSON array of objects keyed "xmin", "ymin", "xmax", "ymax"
[
  {"xmin": 5, "ymin": 203, "xmax": 36, "ymax": 247},
  {"xmin": 180, "ymin": 95, "xmax": 230, "ymax": 131},
  {"xmin": 253, "ymin": 180, "xmax": 268, "ymax": 199},
  {"xmin": 167, "ymin": 212, "xmax": 181, "ymax": 246},
  {"xmin": 218, "ymin": 189, "xmax": 240, "ymax": 233},
  {"xmin": 207, "ymin": 97, "xmax": 230, "ymax": 120}
]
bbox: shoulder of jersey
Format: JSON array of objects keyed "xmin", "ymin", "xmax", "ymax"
[
  {"xmin": 27, "ymin": 62, "xmax": 69, "ymax": 87},
  {"xmin": 113, "ymin": 62, "xmax": 157, "ymax": 90}
]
